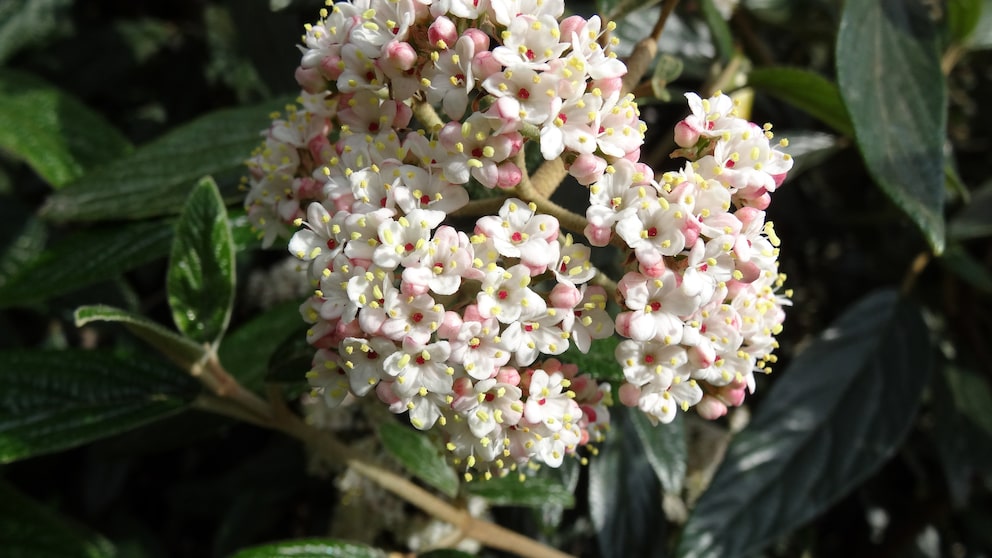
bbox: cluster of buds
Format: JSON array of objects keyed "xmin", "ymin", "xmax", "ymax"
[{"xmin": 243, "ymin": 0, "xmax": 792, "ymax": 475}]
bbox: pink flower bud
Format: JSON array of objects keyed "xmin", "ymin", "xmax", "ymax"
[
  {"xmin": 569, "ymin": 153, "xmax": 607, "ymax": 185},
  {"xmin": 688, "ymin": 342, "xmax": 715, "ymax": 369},
  {"xmin": 720, "ymin": 382, "xmax": 748, "ymax": 407},
  {"xmin": 494, "ymin": 161, "xmax": 522, "ymax": 189},
  {"xmin": 696, "ymin": 394, "xmax": 728, "ymax": 420},
  {"xmin": 462, "ymin": 304, "xmax": 484, "ymax": 322},
  {"xmin": 462, "ymin": 28, "xmax": 490, "ymax": 53},
  {"xmin": 560, "ymin": 15, "xmax": 586, "ymax": 39},
  {"xmin": 632, "ymin": 162, "xmax": 654, "ymax": 184},
  {"xmin": 550, "ymin": 282, "xmax": 582, "ymax": 309},
  {"xmin": 639, "ymin": 258, "xmax": 667, "ymax": 278},
  {"xmin": 614, "ymin": 312, "xmax": 635, "ymax": 338},
  {"xmin": 674, "ymin": 120, "xmax": 700, "ymax": 148},
  {"xmin": 591, "ymin": 76, "xmax": 623, "ymax": 97},
  {"xmin": 495, "ymin": 366, "xmax": 520, "ymax": 386},
  {"xmin": 618, "ymin": 382, "xmax": 641, "ymax": 407},
  {"xmin": 583, "ymin": 222, "xmax": 612, "ymax": 247},
  {"xmin": 376, "ymin": 381, "xmax": 402, "ymax": 405},
  {"xmin": 295, "ymin": 66, "xmax": 327, "ymax": 93},
  {"xmin": 428, "ymin": 16, "xmax": 457, "ymax": 48},
  {"xmin": 682, "ymin": 218, "xmax": 701, "ymax": 247},
  {"xmin": 383, "ymin": 40, "xmax": 418, "ymax": 71},
  {"xmin": 472, "ymin": 50, "xmax": 502, "ymax": 81},
  {"xmin": 736, "ymin": 260, "xmax": 761, "ymax": 283},
  {"xmin": 771, "ymin": 172, "xmax": 788, "ymax": 188},
  {"xmin": 319, "ymin": 55, "xmax": 344, "ymax": 80}
]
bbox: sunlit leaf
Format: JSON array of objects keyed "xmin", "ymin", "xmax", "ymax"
[
  {"xmin": 746, "ymin": 67, "xmax": 853, "ymax": 136},
  {"xmin": 0, "ymin": 69, "xmax": 132, "ymax": 188},
  {"xmin": 228, "ymin": 539, "xmax": 387, "ymax": 558},
  {"xmin": 0, "ymin": 220, "xmax": 173, "ymax": 308},
  {"xmin": 168, "ymin": 177, "xmax": 235, "ymax": 345},
  {"xmin": 41, "ymin": 98, "xmax": 289, "ymax": 222},
  {"xmin": 676, "ymin": 289, "xmax": 932, "ymax": 558},
  {"xmin": 0, "ymin": 349, "xmax": 200, "ymax": 464},
  {"xmin": 0, "ymin": 479, "xmax": 115, "ymax": 558},
  {"xmin": 379, "ymin": 421, "xmax": 460, "ymax": 498},
  {"xmin": 837, "ymin": 0, "xmax": 947, "ymax": 253}
]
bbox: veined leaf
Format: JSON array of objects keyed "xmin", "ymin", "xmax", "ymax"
[
  {"xmin": 41, "ymin": 97, "xmax": 289, "ymax": 222},
  {"xmin": 74, "ymin": 305, "xmax": 206, "ymax": 370},
  {"xmin": 0, "ymin": 220, "xmax": 173, "ymax": 309},
  {"xmin": 168, "ymin": 177, "xmax": 235, "ymax": 345},
  {"xmin": 837, "ymin": 0, "xmax": 947, "ymax": 253},
  {"xmin": 0, "ymin": 349, "xmax": 200, "ymax": 464},
  {"xmin": 0, "ymin": 0, "xmax": 73, "ymax": 63},
  {"xmin": 228, "ymin": 539, "xmax": 387, "ymax": 558},
  {"xmin": 746, "ymin": 67, "xmax": 854, "ymax": 137},
  {"xmin": 675, "ymin": 290, "xmax": 932, "ymax": 558},
  {"xmin": 464, "ymin": 470, "xmax": 576, "ymax": 508},
  {"xmin": 631, "ymin": 409, "xmax": 686, "ymax": 494},
  {"xmin": 0, "ymin": 479, "xmax": 115, "ymax": 558},
  {"xmin": 378, "ymin": 421, "xmax": 459, "ymax": 498},
  {"xmin": 0, "ymin": 68, "xmax": 132, "ymax": 188},
  {"xmin": 217, "ymin": 301, "xmax": 304, "ymax": 391}
]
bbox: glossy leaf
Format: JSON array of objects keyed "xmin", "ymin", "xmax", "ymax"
[
  {"xmin": 589, "ymin": 406, "xmax": 666, "ymax": 558},
  {"xmin": 217, "ymin": 301, "xmax": 303, "ymax": 390},
  {"xmin": 675, "ymin": 289, "xmax": 932, "ymax": 558},
  {"xmin": 464, "ymin": 470, "xmax": 575, "ymax": 508},
  {"xmin": 41, "ymin": 97, "xmax": 287, "ymax": 222},
  {"xmin": 939, "ymin": 243, "xmax": 992, "ymax": 294},
  {"xmin": 0, "ymin": 349, "xmax": 200, "ymax": 464},
  {"xmin": 746, "ymin": 67, "xmax": 854, "ymax": 136},
  {"xmin": 948, "ymin": 0, "xmax": 984, "ymax": 43},
  {"xmin": 74, "ymin": 305, "xmax": 207, "ymax": 370},
  {"xmin": 168, "ymin": 177, "xmax": 235, "ymax": 345},
  {"xmin": 0, "ymin": 480, "xmax": 115, "ymax": 558},
  {"xmin": 700, "ymin": 0, "xmax": 733, "ymax": 62},
  {"xmin": 0, "ymin": 0, "xmax": 73, "ymax": 63},
  {"xmin": 0, "ymin": 220, "xmax": 173, "ymax": 308},
  {"xmin": 379, "ymin": 421, "xmax": 459, "ymax": 498},
  {"xmin": 837, "ymin": 0, "xmax": 947, "ymax": 253},
  {"xmin": 228, "ymin": 539, "xmax": 387, "ymax": 558},
  {"xmin": 949, "ymin": 180, "xmax": 992, "ymax": 240},
  {"xmin": 0, "ymin": 69, "xmax": 132, "ymax": 188},
  {"xmin": 631, "ymin": 408, "xmax": 686, "ymax": 494},
  {"xmin": 971, "ymin": 0, "xmax": 992, "ymax": 48}
]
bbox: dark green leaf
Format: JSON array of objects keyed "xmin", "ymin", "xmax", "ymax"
[
  {"xmin": 675, "ymin": 289, "xmax": 932, "ymax": 558},
  {"xmin": 837, "ymin": 0, "xmax": 947, "ymax": 253},
  {"xmin": 41, "ymin": 97, "xmax": 288, "ymax": 222},
  {"xmin": 0, "ymin": 220, "xmax": 173, "ymax": 308},
  {"xmin": 418, "ymin": 551, "xmax": 476, "ymax": 558},
  {"xmin": 631, "ymin": 408, "xmax": 686, "ymax": 494},
  {"xmin": 0, "ymin": 0, "xmax": 73, "ymax": 63},
  {"xmin": 0, "ymin": 349, "xmax": 200, "ymax": 464},
  {"xmin": 562, "ymin": 334, "xmax": 622, "ymax": 383},
  {"xmin": 0, "ymin": 69, "xmax": 132, "ymax": 188},
  {"xmin": 379, "ymin": 421, "xmax": 459, "ymax": 498},
  {"xmin": 943, "ymin": 364, "xmax": 992, "ymax": 438},
  {"xmin": 265, "ymin": 324, "xmax": 313, "ymax": 384},
  {"xmin": 589, "ymin": 406, "xmax": 666, "ymax": 558},
  {"xmin": 218, "ymin": 301, "xmax": 303, "ymax": 391},
  {"xmin": 464, "ymin": 469, "xmax": 575, "ymax": 508},
  {"xmin": 939, "ymin": 243, "xmax": 992, "ymax": 294},
  {"xmin": 700, "ymin": 0, "xmax": 734, "ymax": 62},
  {"xmin": 168, "ymin": 177, "xmax": 235, "ymax": 345},
  {"xmin": 948, "ymin": 0, "xmax": 984, "ymax": 43},
  {"xmin": 933, "ymin": 364, "xmax": 992, "ymax": 507},
  {"xmin": 228, "ymin": 539, "xmax": 387, "ymax": 558},
  {"xmin": 74, "ymin": 305, "xmax": 206, "ymax": 370},
  {"xmin": 600, "ymin": 0, "xmax": 662, "ymax": 23},
  {"xmin": 949, "ymin": 180, "xmax": 992, "ymax": 240},
  {"xmin": 0, "ymin": 479, "xmax": 115, "ymax": 558},
  {"xmin": 971, "ymin": 0, "xmax": 992, "ymax": 48},
  {"xmin": 229, "ymin": 209, "xmax": 264, "ymax": 252},
  {"xmin": 0, "ymin": 198, "xmax": 47, "ymax": 291},
  {"xmin": 746, "ymin": 67, "xmax": 854, "ymax": 137}
]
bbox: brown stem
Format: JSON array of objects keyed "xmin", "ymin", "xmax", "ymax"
[
  {"xmin": 900, "ymin": 251, "xmax": 932, "ymax": 296},
  {"xmin": 621, "ymin": 0, "xmax": 680, "ymax": 96}
]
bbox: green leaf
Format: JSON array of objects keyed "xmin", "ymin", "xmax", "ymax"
[
  {"xmin": 589, "ymin": 406, "xmax": 666, "ymax": 558},
  {"xmin": 417, "ymin": 551, "xmax": 476, "ymax": 558},
  {"xmin": 675, "ymin": 289, "xmax": 932, "ymax": 558},
  {"xmin": 971, "ymin": 0, "xmax": 992, "ymax": 48},
  {"xmin": 217, "ymin": 301, "xmax": 304, "ymax": 391},
  {"xmin": 228, "ymin": 539, "xmax": 387, "ymax": 558},
  {"xmin": 0, "ymin": 479, "xmax": 115, "ymax": 558},
  {"xmin": 0, "ymin": 349, "xmax": 200, "ymax": 464},
  {"xmin": 939, "ymin": 243, "xmax": 992, "ymax": 293},
  {"xmin": 933, "ymin": 363, "xmax": 992, "ymax": 506},
  {"xmin": 948, "ymin": 0, "xmax": 984, "ymax": 43},
  {"xmin": 378, "ymin": 421, "xmax": 459, "ymax": 498},
  {"xmin": 463, "ymin": 470, "xmax": 575, "ymax": 508},
  {"xmin": 74, "ymin": 305, "xmax": 207, "ymax": 370},
  {"xmin": 0, "ymin": 0, "xmax": 73, "ymax": 63},
  {"xmin": 630, "ymin": 408, "xmax": 686, "ymax": 494},
  {"xmin": 41, "ymin": 97, "xmax": 288, "ymax": 222},
  {"xmin": 837, "ymin": 0, "xmax": 947, "ymax": 254},
  {"xmin": 599, "ymin": 0, "xmax": 662, "ymax": 22},
  {"xmin": 0, "ymin": 69, "xmax": 132, "ymax": 188},
  {"xmin": 943, "ymin": 364, "xmax": 992, "ymax": 438},
  {"xmin": 0, "ymin": 198, "xmax": 47, "ymax": 291},
  {"xmin": 700, "ymin": 0, "xmax": 734, "ymax": 62},
  {"xmin": 562, "ymin": 334, "xmax": 622, "ymax": 384},
  {"xmin": 746, "ymin": 67, "xmax": 854, "ymax": 137},
  {"xmin": 0, "ymin": 220, "xmax": 173, "ymax": 308},
  {"xmin": 264, "ymin": 324, "xmax": 313, "ymax": 384},
  {"xmin": 650, "ymin": 54, "xmax": 684, "ymax": 102},
  {"xmin": 949, "ymin": 180, "xmax": 992, "ymax": 240},
  {"xmin": 168, "ymin": 177, "xmax": 235, "ymax": 345}
]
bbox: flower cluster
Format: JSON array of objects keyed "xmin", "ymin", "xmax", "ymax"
[{"xmin": 243, "ymin": 0, "xmax": 792, "ymax": 474}]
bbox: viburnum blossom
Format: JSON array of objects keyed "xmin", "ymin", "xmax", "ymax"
[{"xmin": 244, "ymin": 0, "xmax": 793, "ymax": 476}]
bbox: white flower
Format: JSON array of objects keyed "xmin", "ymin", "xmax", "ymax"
[
  {"xmin": 477, "ymin": 264, "xmax": 547, "ymax": 324},
  {"xmin": 474, "ymin": 198, "xmax": 560, "ymax": 273}
]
